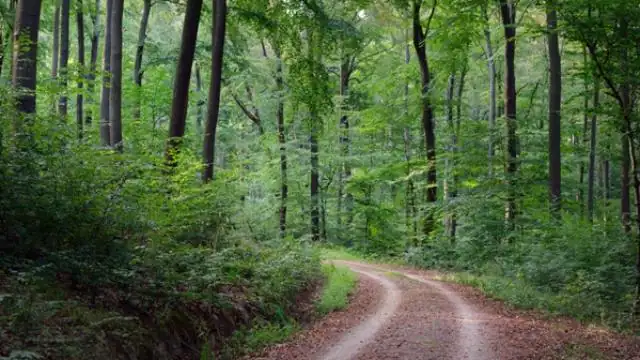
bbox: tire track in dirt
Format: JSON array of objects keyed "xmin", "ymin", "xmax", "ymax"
[
  {"xmin": 334, "ymin": 260, "xmax": 492, "ymax": 360},
  {"xmin": 318, "ymin": 265, "xmax": 401, "ymax": 360}
]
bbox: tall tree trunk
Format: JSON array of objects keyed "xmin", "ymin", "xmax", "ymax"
[
  {"xmin": 99, "ymin": 0, "xmax": 112, "ymax": 146},
  {"xmin": 412, "ymin": 0, "xmax": 437, "ymax": 237},
  {"xmin": 499, "ymin": 0, "xmax": 518, "ymax": 226},
  {"xmin": 402, "ymin": 32, "xmax": 417, "ymax": 243},
  {"xmin": 310, "ymin": 118, "xmax": 320, "ymax": 242},
  {"xmin": 195, "ymin": 61, "xmax": 204, "ymax": 133},
  {"xmin": 109, "ymin": 0, "xmax": 123, "ymax": 150},
  {"xmin": 587, "ymin": 79, "xmax": 599, "ymax": 221},
  {"xmin": 483, "ymin": 6, "xmax": 496, "ymax": 177},
  {"xmin": 86, "ymin": 0, "xmax": 99, "ymax": 125},
  {"xmin": 76, "ymin": 0, "xmax": 85, "ymax": 139},
  {"xmin": 621, "ymin": 121, "xmax": 631, "ymax": 233},
  {"xmin": 445, "ymin": 73, "xmax": 455, "ymax": 238},
  {"xmin": 547, "ymin": 0, "xmax": 561, "ymax": 213},
  {"xmin": 274, "ymin": 43, "xmax": 287, "ymax": 237},
  {"xmin": 51, "ymin": 5, "xmax": 60, "ymax": 83},
  {"xmin": 58, "ymin": 0, "xmax": 70, "ymax": 118},
  {"xmin": 166, "ymin": 0, "xmax": 202, "ymax": 166},
  {"xmin": 337, "ymin": 53, "xmax": 353, "ymax": 236},
  {"xmin": 0, "ymin": 23, "xmax": 4, "ymax": 79},
  {"xmin": 451, "ymin": 63, "xmax": 466, "ymax": 241},
  {"xmin": 51, "ymin": 5, "xmax": 60, "ymax": 114},
  {"xmin": 578, "ymin": 49, "xmax": 589, "ymax": 206},
  {"xmin": 133, "ymin": 0, "xmax": 151, "ymax": 122},
  {"xmin": 11, "ymin": 0, "xmax": 42, "ymax": 115},
  {"xmin": 202, "ymin": 0, "xmax": 227, "ymax": 182}
]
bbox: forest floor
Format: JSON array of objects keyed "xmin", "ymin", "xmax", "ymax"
[{"xmin": 248, "ymin": 260, "xmax": 640, "ymax": 360}]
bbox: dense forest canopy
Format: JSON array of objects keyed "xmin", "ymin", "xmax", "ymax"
[{"xmin": 2, "ymin": 0, "xmax": 640, "ymax": 357}]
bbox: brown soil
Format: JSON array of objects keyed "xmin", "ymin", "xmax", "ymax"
[{"xmin": 248, "ymin": 261, "xmax": 640, "ymax": 360}]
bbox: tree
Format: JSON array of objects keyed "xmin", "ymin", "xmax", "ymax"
[
  {"xmin": 100, "ymin": 0, "xmax": 112, "ymax": 146},
  {"xmin": 76, "ymin": 0, "xmax": 85, "ymax": 139},
  {"xmin": 86, "ymin": 0, "xmax": 100, "ymax": 125},
  {"xmin": 11, "ymin": 0, "xmax": 42, "ymax": 115},
  {"xmin": 274, "ymin": 42, "xmax": 287, "ymax": 236},
  {"xmin": 109, "ymin": 0, "xmax": 123, "ymax": 149},
  {"xmin": 499, "ymin": 0, "xmax": 517, "ymax": 226},
  {"xmin": 133, "ymin": 0, "xmax": 151, "ymax": 122},
  {"xmin": 547, "ymin": 0, "xmax": 561, "ymax": 213},
  {"xmin": 51, "ymin": 5, "xmax": 60, "ymax": 89},
  {"xmin": 58, "ymin": 0, "xmax": 70, "ymax": 117},
  {"xmin": 412, "ymin": 0, "xmax": 438, "ymax": 236},
  {"xmin": 166, "ymin": 0, "xmax": 203, "ymax": 167},
  {"xmin": 202, "ymin": 0, "xmax": 227, "ymax": 182},
  {"xmin": 483, "ymin": 3, "xmax": 496, "ymax": 177},
  {"xmin": 587, "ymin": 78, "xmax": 599, "ymax": 221}
]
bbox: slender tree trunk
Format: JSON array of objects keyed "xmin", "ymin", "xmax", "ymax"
[
  {"xmin": 99, "ymin": 0, "xmax": 112, "ymax": 146},
  {"xmin": 52, "ymin": 6, "xmax": 60, "ymax": 82},
  {"xmin": 166, "ymin": 0, "xmax": 202, "ymax": 166},
  {"xmin": 604, "ymin": 158, "xmax": 610, "ymax": 201},
  {"xmin": 587, "ymin": 79, "xmax": 599, "ymax": 221},
  {"xmin": 499, "ymin": 0, "xmax": 518, "ymax": 226},
  {"xmin": 622, "ymin": 122, "xmax": 631, "ymax": 233},
  {"xmin": 274, "ymin": 43, "xmax": 287, "ymax": 237},
  {"xmin": 412, "ymin": 0, "xmax": 437, "ymax": 237},
  {"xmin": 86, "ymin": 0, "xmax": 100, "ymax": 125},
  {"xmin": 578, "ymin": 49, "xmax": 589, "ymax": 206},
  {"xmin": 402, "ymin": 33, "xmax": 417, "ymax": 243},
  {"xmin": 0, "ymin": 24, "xmax": 4, "ymax": 79},
  {"xmin": 338, "ymin": 53, "xmax": 353, "ymax": 235},
  {"xmin": 51, "ymin": 5, "xmax": 60, "ymax": 114},
  {"xmin": 547, "ymin": 0, "xmax": 561, "ymax": 213},
  {"xmin": 11, "ymin": 0, "xmax": 42, "ymax": 115},
  {"xmin": 445, "ymin": 73, "xmax": 455, "ymax": 238},
  {"xmin": 133, "ymin": 0, "xmax": 151, "ymax": 122},
  {"xmin": 202, "ymin": 0, "xmax": 227, "ymax": 182},
  {"xmin": 109, "ymin": 0, "xmax": 123, "ymax": 150},
  {"xmin": 195, "ymin": 61, "xmax": 204, "ymax": 133},
  {"xmin": 76, "ymin": 0, "xmax": 85, "ymax": 139},
  {"xmin": 451, "ymin": 64, "xmax": 466, "ymax": 241},
  {"xmin": 58, "ymin": 0, "xmax": 70, "ymax": 118},
  {"xmin": 310, "ymin": 118, "xmax": 320, "ymax": 242},
  {"xmin": 484, "ymin": 7, "xmax": 496, "ymax": 177}
]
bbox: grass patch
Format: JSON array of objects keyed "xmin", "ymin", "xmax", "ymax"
[
  {"xmin": 215, "ymin": 320, "xmax": 300, "ymax": 360},
  {"xmin": 319, "ymin": 245, "xmax": 405, "ymax": 265},
  {"xmin": 316, "ymin": 264, "xmax": 358, "ymax": 315}
]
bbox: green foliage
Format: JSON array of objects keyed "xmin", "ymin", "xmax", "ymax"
[{"xmin": 316, "ymin": 264, "xmax": 358, "ymax": 314}]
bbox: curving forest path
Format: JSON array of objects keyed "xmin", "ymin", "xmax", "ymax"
[{"xmin": 249, "ymin": 261, "xmax": 640, "ymax": 360}]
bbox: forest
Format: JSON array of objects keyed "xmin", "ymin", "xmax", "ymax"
[{"xmin": 1, "ymin": 0, "xmax": 640, "ymax": 358}]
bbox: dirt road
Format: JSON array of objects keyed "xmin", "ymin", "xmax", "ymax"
[{"xmin": 250, "ymin": 261, "xmax": 640, "ymax": 360}]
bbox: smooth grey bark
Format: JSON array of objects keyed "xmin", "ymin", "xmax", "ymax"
[
  {"xmin": 109, "ymin": 0, "xmax": 123, "ymax": 149},
  {"xmin": 76, "ymin": 0, "xmax": 85, "ymax": 139},
  {"xmin": 133, "ymin": 0, "xmax": 151, "ymax": 122},
  {"xmin": 86, "ymin": 0, "xmax": 100, "ymax": 125},
  {"xmin": 202, "ymin": 0, "xmax": 227, "ymax": 182},
  {"xmin": 166, "ymin": 0, "xmax": 202, "ymax": 166},
  {"xmin": 51, "ymin": 6, "xmax": 60, "ymax": 81},
  {"xmin": 58, "ymin": 0, "xmax": 70, "ymax": 117},
  {"xmin": 99, "ymin": 0, "xmax": 112, "ymax": 146},
  {"xmin": 12, "ymin": 0, "xmax": 42, "ymax": 115}
]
